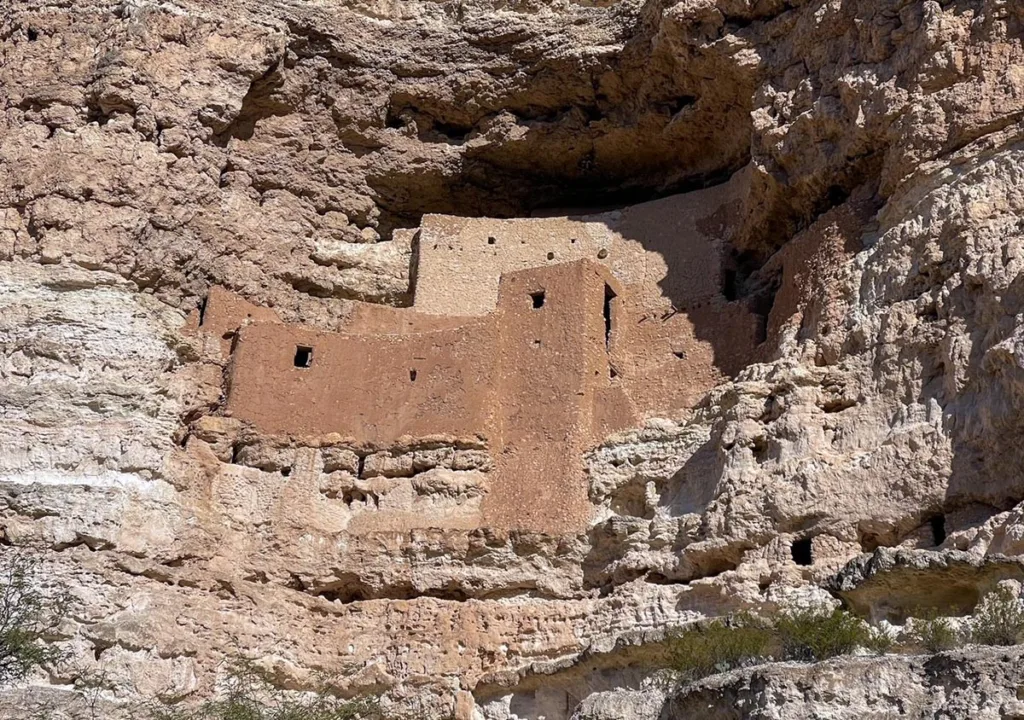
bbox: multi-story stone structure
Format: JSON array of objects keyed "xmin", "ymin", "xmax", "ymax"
[{"xmin": 198, "ymin": 180, "xmax": 764, "ymax": 533}]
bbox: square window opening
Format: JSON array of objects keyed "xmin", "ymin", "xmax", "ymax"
[
  {"xmin": 294, "ymin": 345, "xmax": 314, "ymax": 368},
  {"xmin": 791, "ymin": 538, "xmax": 813, "ymax": 566}
]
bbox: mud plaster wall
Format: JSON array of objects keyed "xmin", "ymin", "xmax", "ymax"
[
  {"xmin": 485, "ymin": 261, "xmax": 635, "ymax": 532},
  {"xmin": 415, "ymin": 175, "xmax": 763, "ymax": 415},
  {"xmin": 225, "ymin": 319, "xmax": 497, "ymax": 443},
  {"xmin": 757, "ymin": 197, "xmax": 873, "ymax": 360},
  {"xmin": 187, "ymin": 286, "xmax": 282, "ymax": 357},
  {"xmin": 343, "ymin": 303, "xmax": 472, "ymax": 335},
  {"xmin": 224, "ymin": 260, "xmax": 634, "ymax": 533}
]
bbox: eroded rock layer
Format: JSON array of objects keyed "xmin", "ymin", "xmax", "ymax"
[{"xmin": 3, "ymin": 0, "xmax": 1024, "ymax": 718}]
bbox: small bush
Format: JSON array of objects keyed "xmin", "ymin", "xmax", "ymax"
[
  {"xmin": 863, "ymin": 626, "xmax": 896, "ymax": 656},
  {"xmin": 908, "ymin": 614, "xmax": 960, "ymax": 653},
  {"xmin": 667, "ymin": 615, "xmax": 775, "ymax": 682},
  {"xmin": 970, "ymin": 585, "xmax": 1024, "ymax": 647},
  {"xmin": 774, "ymin": 607, "xmax": 871, "ymax": 662},
  {"xmin": 668, "ymin": 606, "xmax": 880, "ymax": 683},
  {"xmin": 142, "ymin": 660, "xmax": 383, "ymax": 720},
  {"xmin": 0, "ymin": 553, "xmax": 72, "ymax": 687}
]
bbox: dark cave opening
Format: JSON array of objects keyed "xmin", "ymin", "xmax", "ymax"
[
  {"xmin": 791, "ymin": 538, "xmax": 813, "ymax": 566},
  {"xmin": 930, "ymin": 515, "xmax": 947, "ymax": 546},
  {"xmin": 371, "ymin": 160, "xmax": 749, "ymax": 241}
]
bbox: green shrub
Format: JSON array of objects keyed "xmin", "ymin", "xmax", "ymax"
[
  {"xmin": 863, "ymin": 626, "xmax": 896, "ymax": 655},
  {"xmin": 774, "ymin": 607, "xmax": 872, "ymax": 662},
  {"xmin": 142, "ymin": 660, "xmax": 382, "ymax": 720},
  {"xmin": 667, "ymin": 615, "xmax": 775, "ymax": 682},
  {"xmin": 0, "ymin": 553, "xmax": 72, "ymax": 686},
  {"xmin": 970, "ymin": 585, "xmax": 1024, "ymax": 646},
  {"xmin": 908, "ymin": 614, "xmax": 960, "ymax": 653},
  {"xmin": 667, "ymin": 606, "xmax": 881, "ymax": 684}
]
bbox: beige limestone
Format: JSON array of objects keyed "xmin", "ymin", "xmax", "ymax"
[{"xmin": 3, "ymin": 0, "xmax": 1024, "ymax": 718}]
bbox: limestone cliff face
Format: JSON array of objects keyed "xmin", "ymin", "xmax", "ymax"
[{"xmin": 3, "ymin": 0, "xmax": 1024, "ymax": 718}]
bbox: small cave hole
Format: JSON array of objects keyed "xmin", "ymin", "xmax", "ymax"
[
  {"xmin": 409, "ymin": 368, "xmax": 417, "ymax": 382},
  {"xmin": 570, "ymin": 238, "xmax": 577, "ymax": 244},
  {"xmin": 27, "ymin": 28, "xmax": 39, "ymax": 42},
  {"xmin": 722, "ymin": 268, "xmax": 738, "ymax": 302},
  {"xmin": 930, "ymin": 515, "xmax": 947, "ymax": 546},
  {"xmin": 755, "ymin": 313, "xmax": 771, "ymax": 345},
  {"xmin": 531, "ymin": 291, "xmax": 546, "ymax": 309},
  {"xmin": 826, "ymin": 184, "xmax": 850, "ymax": 207},
  {"xmin": 294, "ymin": 345, "xmax": 313, "ymax": 368},
  {"xmin": 532, "ymin": 339, "xmax": 541, "ymax": 348},
  {"xmin": 281, "ymin": 466, "xmax": 292, "ymax": 477},
  {"xmin": 660, "ymin": 95, "xmax": 697, "ymax": 115},
  {"xmin": 791, "ymin": 538, "xmax": 813, "ymax": 566},
  {"xmin": 597, "ymin": 248, "xmax": 608, "ymax": 259},
  {"xmin": 751, "ymin": 435, "xmax": 769, "ymax": 464},
  {"xmin": 230, "ymin": 444, "xmax": 242, "ymax": 464},
  {"xmin": 487, "ymin": 236, "xmax": 497, "ymax": 245},
  {"xmin": 673, "ymin": 350, "xmax": 686, "ymax": 360},
  {"xmin": 547, "ymin": 251, "xmax": 555, "ymax": 260},
  {"xmin": 609, "ymin": 366, "xmax": 618, "ymax": 379}
]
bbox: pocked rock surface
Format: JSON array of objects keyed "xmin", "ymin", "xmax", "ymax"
[{"xmin": 3, "ymin": 0, "xmax": 1024, "ymax": 718}]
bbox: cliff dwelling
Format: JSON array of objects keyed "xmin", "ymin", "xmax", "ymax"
[
  {"xmin": 197, "ymin": 177, "xmax": 766, "ymax": 534},
  {"xmin": 10, "ymin": 1, "xmax": 1024, "ymax": 717}
]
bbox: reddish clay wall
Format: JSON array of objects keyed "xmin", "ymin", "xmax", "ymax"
[
  {"xmin": 220, "ymin": 260, "xmax": 636, "ymax": 533},
  {"xmin": 185, "ymin": 286, "xmax": 281, "ymax": 357},
  {"xmin": 225, "ymin": 320, "xmax": 497, "ymax": 444},
  {"xmin": 483, "ymin": 261, "xmax": 635, "ymax": 532},
  {"xmin": 342, "ymin": 302, "xmax": 472, "ymax": 335},
  {"xmin": 203, "ymin": 177, "xmax": 778, "ymax": 534}
]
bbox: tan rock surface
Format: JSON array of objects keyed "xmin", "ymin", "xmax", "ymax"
[{"xmin": 3, "ymin": 0, "xmax": 1024, "ymax": 718}]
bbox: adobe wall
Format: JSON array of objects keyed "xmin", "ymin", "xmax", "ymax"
[
  {"xmin": 414, "ymin": 215, "xmax": 616, "ymax": 316},
  {"xmin": 219, "ymin": 259, "xmax": 634, "ymax": 534},
  {"xmin": 184, "ymin": 286, "xmax": 282, "ymax": 357},
  {"xmin": 414, "ymin": 174, "xmax": 762, "ymax": 418},
  {"xmin": 484, "ymin": 261, "xmax": 636, "ymax": 533},
  {"xmin": 225, "ymin": 319, "xmax": 497, "ymax": 444},
  {"xmin": 414, "ymin": 173, "xmax": 745, "ymax": 318},
  {"xmin": 341, "ymin": 302, "xmax": 472, "ymax": 335}
]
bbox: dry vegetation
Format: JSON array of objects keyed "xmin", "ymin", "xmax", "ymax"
[{"xmin": 667, "ymin": 588, "xmax": 1024, "ymax": 686}]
